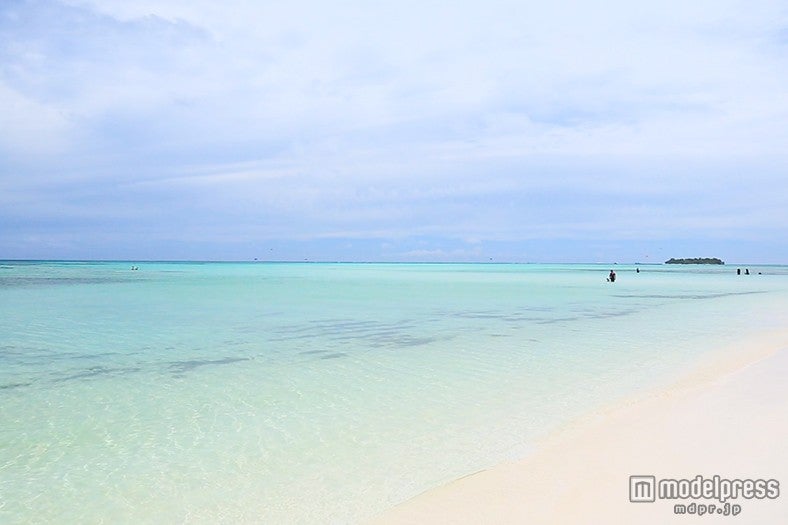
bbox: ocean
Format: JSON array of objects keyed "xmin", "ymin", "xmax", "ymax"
[{"xmin": 1, "ymin": 261, "xmax": 787, "ymax": 523}]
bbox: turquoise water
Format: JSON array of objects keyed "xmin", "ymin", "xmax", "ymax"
[{"xmin": 1, "ymin": 261, "xmax": 787, "ymax": 523}]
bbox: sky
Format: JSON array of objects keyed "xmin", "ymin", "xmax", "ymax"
[{"xmin": 1, "ymin": 0, "xmax": 787, "ymax": 263}]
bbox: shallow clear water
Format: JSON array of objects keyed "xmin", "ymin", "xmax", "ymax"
[{"xmin": 1, "ymin": 261, "xmax": 787, "ymax": 523}]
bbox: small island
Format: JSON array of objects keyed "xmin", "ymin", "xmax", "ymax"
[{"xmin": 665, "ymin": 257, "xmax": 724, "ymax": 265}]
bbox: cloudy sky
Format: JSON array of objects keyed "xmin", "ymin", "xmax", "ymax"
[{"xmin": 1, "ymin": 0, "xmax": 787, "ymax": 262}]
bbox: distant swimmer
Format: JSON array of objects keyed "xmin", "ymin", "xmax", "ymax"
[
  {"xmin": 636, "ymin": 267, "xmax": 640, "ymax": 273},
  {"xmin": 745, "ymin": 269, "xmax": 750, "ymax": 275},
  {"xmin": 608, "ymin": 270, "xmax": 616, "ymax": 283},
  {"xmin": 737, "ymin": 268, "xmax": 741, "ymax": 275}
]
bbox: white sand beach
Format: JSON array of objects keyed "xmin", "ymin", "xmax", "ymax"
[{"xmin": 376, "ymin": 330, "xmax": 788, "ymax": 524}]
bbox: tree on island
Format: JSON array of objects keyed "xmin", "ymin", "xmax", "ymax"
[{"xmin": 664, "ymin": 257, "xmax": 724, "ymax": 265}]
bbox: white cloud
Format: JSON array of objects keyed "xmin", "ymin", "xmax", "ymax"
[
  {"xmin": 5, "ymin": 0, "xmax": 786, "ymax": 162},
  {"xmin": 1, "ymin": 0, "xmax": 787, "ymax": 259},
  {"xmin": 0, "ymin": 81, "xmax": 73, "ymax": 154}
]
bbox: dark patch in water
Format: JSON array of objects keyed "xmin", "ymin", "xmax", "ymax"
[
  {"xmin": 451, "ymin": 309, "xmax": 551, "ymax": 324},
  {"xmin": 0, "ymin": 382, "xmax": 32, "ymax": 390},
  {"xmin": 56, "ymin": 366, "xmax": 141, "ymax": 382},
  {"xmin": 0, "ymin": 276, "xmax": 139, "ymax": 288},
  {"xmin": 69, "ymin": 352, "xmax": 124, "ymax": 360},
  {"xmin": 169, "ymin": 356, "xmax": 249, "ymax": 375},
  {"xmin": 0, "ymin": 345, "xmax": 19, "ymax": 357},
  {"xmin": 320, "ymin": 353, "xmax": 347, "ymax": 359},
  {"xmin": 537, "ymin": 316, "xmax": 582, "ymax": 324},
  {"xmin": 501, "ymin": 315, "xmax": 544, "ymax": 322},
  {"xmin": 386, "ymin": 335, "xmax": 436, "ymax": 347},
  {"xmin": 299, "ymin": 350, "xmax": 329, "ymax": 355},
  {"xmin": 222, "ymin": 339, "xmax": 251, "ymax": 346},
  {"xmin": 271, "ymin": 318, "xmax": 440, "ymax": 349},
  {"xmin": 454, "ymin": 311, "xmax": 507, "ymax": 319},
  {"xmin": 584, "ymin": 309, "xmax": 639, "ymax": 320}
]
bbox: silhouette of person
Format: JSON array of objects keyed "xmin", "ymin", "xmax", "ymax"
[
  {"xmin": 737, "ymin": 268, "xmax": 741, "ymax": 275},
  {"xmin": 608, "ymin": 270, "xmax": 616, "ymax": 283},
  {"xmin": 745, "ymin": 269, "xmax": 750, "ymax": 275}
]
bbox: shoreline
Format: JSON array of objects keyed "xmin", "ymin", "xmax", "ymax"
[{"xmin": 373, "ymin": 329, "xmax": 788, "ymax": 524}]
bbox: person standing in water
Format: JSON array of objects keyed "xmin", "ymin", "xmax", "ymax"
[{"xmin": 608, "ymin": 270, "xmax": 616, "ymax": 282}]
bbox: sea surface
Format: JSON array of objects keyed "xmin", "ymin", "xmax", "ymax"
[{"xmin": 1, "ymin": 261, "xmax": 787, "ymax": 523}]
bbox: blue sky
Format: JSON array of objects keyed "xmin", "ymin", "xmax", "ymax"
[{"xmin": 1, "ymin": 0, "xmax": 787, "ymax": 262}]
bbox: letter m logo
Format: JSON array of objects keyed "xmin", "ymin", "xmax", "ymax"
[{"xmin": 630, "ymin": 475, "xmax": 656, "ymax": 503}]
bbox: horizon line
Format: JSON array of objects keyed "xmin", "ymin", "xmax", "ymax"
[{"xmin": 1, "ymin": 259, "xmax": 782, "ymax": 266}]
